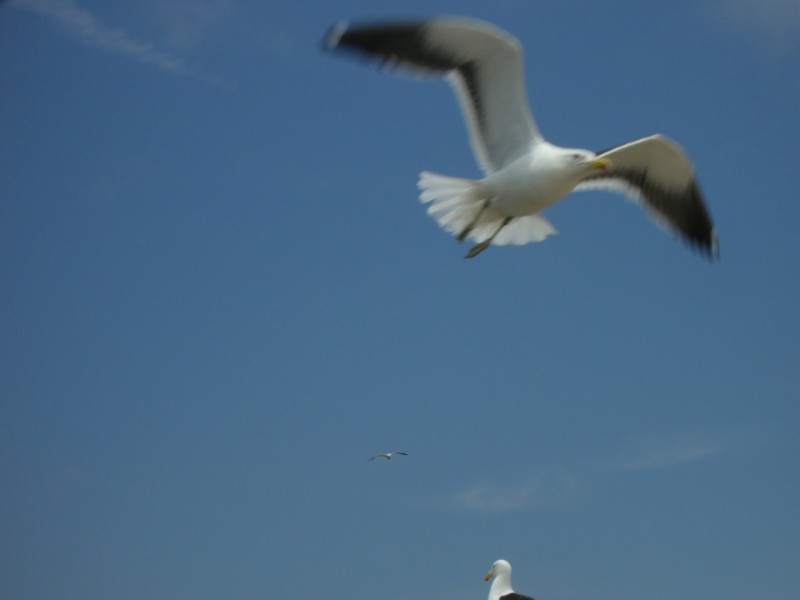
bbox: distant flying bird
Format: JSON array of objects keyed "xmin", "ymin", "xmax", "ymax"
[
  {"xmin": 325, "ymin": 17, "xmax": 718, "ymax": 258},
  {"xmin": 368, "ymin": 451, "xmax": 408, "ymax": 462},
  {"xmin": 485, "ymin": 559, "xmax": 535, "ymax": 600}
]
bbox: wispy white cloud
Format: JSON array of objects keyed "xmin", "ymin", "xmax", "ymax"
[
  {"xmin": 602, "ymin": 430, "xmax": 730, "ymax": 471},
  {"xmin": 435, "ymin": 428, "xmax": 763, "ymax": 513},
  {"xmin": 446, "ymin": 471, "xmax": 579, "ymax": 514},
  {"xmin": 712, "ymin": 0, "xmax": 800, "ymax": 54},
  {"xmin": 148, "ymin": 0, "xmax": 236, "ymax": 52},
  {"xmin": 9, "ymin": 0, "xmax": 228, "ymax": 83}
]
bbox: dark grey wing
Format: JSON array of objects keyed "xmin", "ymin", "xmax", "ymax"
[
  {"xmin": 576, "ymin": 135, "xmax": 718, "ymax": 257},
  {"xmin": 324, "ymin": 17, "xmax": 542, "ymax": 173},
  {"xmin": 500, "ymin": 593, "xmax": 536, "ymax": 600}
]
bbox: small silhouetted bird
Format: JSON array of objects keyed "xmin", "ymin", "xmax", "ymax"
[{"xmin": 368, "ymin": 451, "xmax": 408, "ymax": 462}]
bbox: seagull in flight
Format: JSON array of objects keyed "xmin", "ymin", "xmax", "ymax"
[
  {"xmin": 325, "ymin": 16, "xmax": 718, "ymax": 258},
  {"xmin": 368, "ymin": 451, "xmax": 408, "ymax": 462},
  {"xmin": 485, "ymin": 559, "xmax": 535, "ymax": 600}
]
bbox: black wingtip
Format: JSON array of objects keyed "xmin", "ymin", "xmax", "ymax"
[
  {"xmin": 685, "ymin": 200, "xmax": 719, "ymax": 260},
  {"xmin": 685, "ymin": 228, "xmax": 719, "ymax": 260}
]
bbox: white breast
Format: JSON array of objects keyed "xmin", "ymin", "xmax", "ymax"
[{"xmin": 481, "ymin": 144, "xmax": 583, "ymax": 217}]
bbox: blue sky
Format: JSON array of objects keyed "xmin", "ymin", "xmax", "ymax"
[{"xmin": 1, "ymin": 1, "xmax": 799, "ymax": 599}]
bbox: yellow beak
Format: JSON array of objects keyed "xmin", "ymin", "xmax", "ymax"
[
  {"xmin": 485, "ymin": 568, "xmax": 495, "ymax": 582},
  {"xmin": 590, "ymin": 157, "xmax": 612, "ymax": 171}
]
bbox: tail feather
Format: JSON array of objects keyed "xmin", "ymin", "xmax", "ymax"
[
  {"xmin": 418, "ymin": 171, "xmax": 484, "ymax": 239},
  {"xmin": 426, "ymin": 195, "xmax": 473, "ymax": 215},
  {"xmin": 417, "ymin": 171, "xmax": 558, "ymax": 247}
]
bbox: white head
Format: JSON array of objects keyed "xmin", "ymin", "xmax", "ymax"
[
  {"xmin": 531, "ymin": 144, "xmax": 612, "ymax": 198},
  {"xmin": 485, "ymin": 559, "xmax": 514, "ymax": 600},
  {"xmin": 560, "ymin": 148, "xmax": 612, "ymax": 175}
]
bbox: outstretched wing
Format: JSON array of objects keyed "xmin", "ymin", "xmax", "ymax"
[
  {"xmin": 325, "ymin": 17, "xmax": 542, "ymax": 173},
  {"xmin": 577, "ymin": 135, "xmax": 718, "ymax": 256}
]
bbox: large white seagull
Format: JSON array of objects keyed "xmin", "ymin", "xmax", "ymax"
[{"xmin": 325, "ymin": 16, "xmax": 718, "ymax": 258}]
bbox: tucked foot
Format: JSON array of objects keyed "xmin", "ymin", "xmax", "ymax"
[
  {"xmin": 463, "ymin": 216, "xmax": 512, "ymax": 259},
  {"xmin": 457, "ymin": 199, "xmax": 490, "ymax": 242},
  {"xmin": 465, "ymin": 241, "xmax": 491, "ymax": 258}
]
